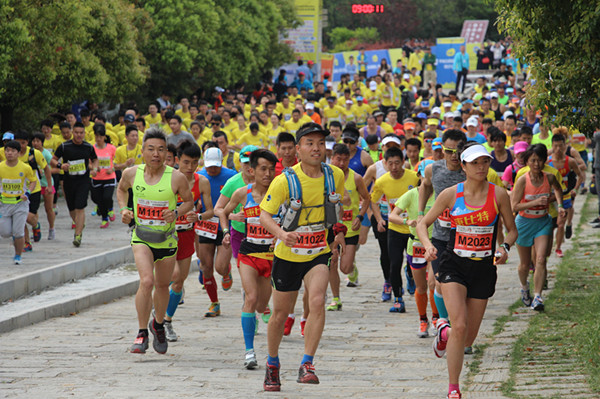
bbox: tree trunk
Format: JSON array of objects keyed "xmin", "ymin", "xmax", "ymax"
[{"xmin": 0, "ymin": 105, "xmax": 14, "ymax": 132}]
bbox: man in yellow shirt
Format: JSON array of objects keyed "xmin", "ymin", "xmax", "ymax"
[
  {"xmin": 41, "ymin": 119, "xmax": 61, "ymax": 155},
  {"xmin": 370, "ymin": 146, "xmax": 420, "ymax": 312},
  {"xmin": 114, "ymin": 126, "xmax": 144, "ymax": 172},
  {"xmin": 365, "ymin": 81, "xmax": 381, "ymax": 112},
  {"xmin": 259, "ymin": 123, "xmax": 345, "ymax": 391},
  {"xmin": 283, "ymin": 109, "xmax": 304, "ymax": 136},
  {"xmin": 374, "ymin": 111, "xmax": 394, "ymax": 134},
  {"xmin": 80, "ymin": 109, "xmax": 95, "ymax": 143},
  {"xmin": 322, "ymin": 96, "xmax": 345, "ymax": 126},
  {"xmin": 175, "ymin": 97, "xmax": 191, "ymax": 121},
  {"xmin": 213, "ymin": 130, "xmax": 241, "ymax": 171},
  {"xmin": 276, "ymin": 96, "xmax": 294, "ymax": 122},
  {"xmin": 237, "ymin": 122, "xmax": 269, "ymax": 148},
  {"xmin": 144, "ymin": 102, "xmax": 163, "ymax": 127},
  {"xmin": 0, "ymin": 140, "xmax": 38, "ymax": 264},
  {"xmin": 352, "ymin": 96, "xmax": 371, "ymax": 127}
]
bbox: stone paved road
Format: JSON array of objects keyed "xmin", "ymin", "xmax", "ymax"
[{"xmin": 0, "ymin": 228, "xmax": 527, "ymax": 399}]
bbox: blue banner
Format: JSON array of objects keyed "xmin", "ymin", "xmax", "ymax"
[
  {"xmin": 433, "ymin": 37, "xmax": 465, "ymax": 88},
  {"xmin": 331, "ymin": 50, "xmax": 390, "ymax": 81}
]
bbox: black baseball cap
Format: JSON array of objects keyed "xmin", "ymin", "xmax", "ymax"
[{"xmin": 295, "ymin": 122, "xmax": 329, "ymax": 144}]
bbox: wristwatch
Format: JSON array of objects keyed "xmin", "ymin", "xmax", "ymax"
[
  {"xmin": 197, "ymin": 212, "xmax": 203, "ymax": 221},
  {"xmin": 501, "ymin": 242, "xmax": 510, "ymax": 252},
  {"xmin": 222, "ymin": 228, "xmax": 230, "ymax": 235},
  {"xmin": 57, "ymin": 162, "xmax": 62, "ymax": 169},
  {"xmin": 357, "ymin": 214, "xmax": 364, "ymax": 222}
]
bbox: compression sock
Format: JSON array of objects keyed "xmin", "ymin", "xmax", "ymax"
[
  {"xmin": 429, "ymin": 289, "xmax": 439, "ymax": 317},
  {"xmin": 267, "ymin": 355, "xmax": 280, "ymax": 367},
  {"xmin": 301, "ymin": 354, "xmax": 314, "ymax": 365},
  {"xmin": 153, "ymin": 318, "xmax": 164, "ymax": 330},
  {"xmin": 166, "ymin": 289, "xmax": 182, "ymax": 318},
  {"xmin": 434, "ymin": 289, "xmax": 448, "ymax": 319},
  {"xmin": 204, "ymin": 277, "xmax": 218, "ymax": 303},
  {"xmin": 415, "ymin": 290, "xmax": 428, "ymax": 320},
  {"xmin": 449, "ymin": 384, "xmax": 460, "ymax": 394},
  {"xmin": 241, "ymin": 312, "xmax": 256, "ymax": 351}
]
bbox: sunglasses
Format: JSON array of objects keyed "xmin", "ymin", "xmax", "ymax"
[
  {"xmin": 343, "ymin": 139, "xmax": 357, "ymax": 144},
  {"xmin": 425, "ymin": 139, "xmax": 433, "ymax": 144},
  {"xmin": 443, "ymin": 146, "xmax": 458, "ymax": 155},
  {"xmin": 211, "ymin": 123, "xmax": 221, "ymax": 127}
]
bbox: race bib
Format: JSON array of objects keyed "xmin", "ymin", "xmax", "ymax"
[
  {"xmin": 98, "ymin": 157, "xmax": 111, "ymax": 170},
  {"xmin": 342, "ymin": 209, "xmax": 353, "ymax": 222},
  {"xmin": 523, "ymin": 193, "xmax": 549, "ymax": 216},
  {"xmin": 175, "ymin": 213, "xmax": 193, "ymax": 231},
  {"xmin": 195, "ymin": 216, "xmax": 219, "ymax": 239},
  {"xmin": 246, "ymin": 216, "xmax": 279, "ymax": 245},
  {"xmin": 387, "ymin": 198, "xmax": 398, "ymax": 213},
  {"xmin": 136, "ymin": 198, "xmax": 169, "ymax": 226},
  {"xmin": 437, "ymin": 208, "xmax": 451, "ymax": 228},
  {"xmin": 453, "ymin": 225, "xmax": 494, "ymax": 258},
  {"xmin": 1, "ymin": 179, "xmax": 23, "ymax": 196},
  {"xmin": 68, "ymin": 159, "xmax": 86, "ymax": 175},
  {"xmin": 291, "ymin": 225, "xmax": 327, "ymax": 255},
  {"xmin": 412, "ymin": 241, "xmax": 426, "ymax": 264}
]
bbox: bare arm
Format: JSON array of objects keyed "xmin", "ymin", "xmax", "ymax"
[
  {"xmin": 362, "ymin": 163, "xmax": 377, "ymax": 188},
  {"xmin": 418, "ymin": 164, "xmax": 434, "ymax": 220},
  {"xmin": 361, "ymin": 149, "xmax": 374, "ymax": 169},
  {"xmin": 510, "ymin": 174, "xmax": 531, "ymax": 212},
  {"xmin": 570, "ymin": 157, "xmax": 584, "ymax": 194},
  {"xmin": 416, "ymin": 186, "xmax": 455, "ymax": 260},
  {"xmin": 495, "ymin": 187, "xmax": 517, "ymax": 264},
  {"xmin": 219, "ymin": 186, "xmax": 245, "ymax": 248},
  {"xmin": 259, "ymin": 209, "xmax": 299, "ymax": 248},
  {"xmin": 196, "ymin": 176, "xmax": 214, "ymax": 221},
  {"xmin": 116, "ymin": 166, "xmax": 136, "ymax": 223},
  {"xmin": 167, "ymin": 170, "xmax": 194, "ymax": 224},
  {"xmin": 548, "ymin": 174, "xmax": 566, "ymax": 218}
]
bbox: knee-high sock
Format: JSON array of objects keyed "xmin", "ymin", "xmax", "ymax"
[
  {"xmin": 429, "ymin": 289, "xmax": 439, "ymax": 317},
  {"xmin": 434, "ymin": 289, "xmax": 448, "ymax": 319},
  {"xmin": 166, "ymin": 289, "xmax": 182, "ymax": 318},
  {"xmin": 204, "ymin": 277, "xmax": 218, "ymax": 303},
  {"xmin": 241, "ymin": 312, "xmax": 256, "ymax": 351},
  {"xmin": 415, "ymin": 290, "xmax": 428, "ymax": 319}
]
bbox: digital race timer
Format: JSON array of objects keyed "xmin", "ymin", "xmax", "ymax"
[{"xmin": 351, "ymin": 4, "xmax": 385, "ymax": 14}]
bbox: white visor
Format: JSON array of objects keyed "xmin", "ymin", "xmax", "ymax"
[
  {"xmin": 381, "ymin": 135, "xmax": 401, "ymax": 146},
  {"xmin": 460, "ymin": 145, "xmax": 492, "ymax": 163}
]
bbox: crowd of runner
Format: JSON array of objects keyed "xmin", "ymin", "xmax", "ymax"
[{"xmin": 1, "ymin": 47, "xmax": 596, "ymax": 398}]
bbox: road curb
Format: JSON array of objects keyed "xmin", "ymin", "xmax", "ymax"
[{"xmin": 0, "ymin": 246, "xmax": 133, "ymax": 303}]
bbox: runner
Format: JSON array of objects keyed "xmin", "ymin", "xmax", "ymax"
[
  {"xmin": 274, "ymin": 132, "xmax": 298, "ymax": 177},
  {"xmin": 196, "ymin": 147, "xmax": 237, "ymax": 317},
  {"xmin": 91, "ymin": 124, "xmax": 117, "ymax": 228},
  {"xmin": 163, "ymin": 140, "xmax": 214, "ymax": 341},
  {"xmin": 51, "ymin": 122, "xmax": 98, "ymax": 247},
  {"xmin": 5, "ymin": 130, "xmax": 52, "ymax": 250},
  {"xmin": 343, "ymin": 126, "xmax": 373, "ymax": 176},
  {"xmin": 363, "ymin": 134, "xmax": 403, "ymax": 300},
  {"xmin": 390, "ymin": 183, "xmax": 436, "ymax": 336},
  {"xmin": 260, "ymin": 122, "xmax": 345, "ymax": 391},
  {"xmin": 116, "ymin": 128, "xmax": 194, "ymax": 355},
  {"xmin": 327, "ymin": 143, "xmax": 370, "ymax": 311},
  {"xmin": 416, "ymin": 143, "xmax": 517, "ymax": 399},
  {"xmin": 219, "ymin": 149, "xmax": 279, "ymax": 369},
  {"xmin": 0, "ymin": 140, "xmax": 38, "ymax": 264},
  {"xmin": 370, "ymin": 146, "xmax": 420, "ymax": 312},
  {"xmin": 547, "ymin": 134, "xmax": 583, "ymax": 257},
  {"xmin": 30, "ymin": 133, "xmax": 56, "ymax": 240}
]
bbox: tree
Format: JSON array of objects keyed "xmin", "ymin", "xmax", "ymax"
[
  {"xmin": 496, "ymin": 0, "xmax": 600, "ymax": 133},
  {"xmin": 329, "ymin": 27, "xmax": 380, "ymax": 52},
  {"xmin": 0, "ymin": 0, "xmax": 149, "ymax": 131},
  {"xmin": 139, "ymin": 0, "xmax": 298, "ymax": 97}
]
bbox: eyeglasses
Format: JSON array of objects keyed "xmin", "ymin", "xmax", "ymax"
[
  {"xmin": 211, "ymin": 123, "xmax": 221, "ymax": 127},
  {"xmin": 343, "ymin": 139, "xmax": 357, "ymax": 144},
  {"xmin": 425, "ymin": 139, "xmax": 433, "ymax": 144},
  {"xmin": 443, "ymin": 146, "xmax": 458, "ymax": 155}
]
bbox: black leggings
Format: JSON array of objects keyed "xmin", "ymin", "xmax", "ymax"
[
  {"xmin": 91, "ymin": 178, "xmax": 116, "ymax": 219},
  {"xmin": 388, "ymin": 229, "xmax": 410, "ymax": 298},
  {"xmin": 371, "ymin": 215, "xmax": 390, "ymax": 282}
]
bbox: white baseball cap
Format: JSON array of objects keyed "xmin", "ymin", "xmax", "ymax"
[
  {"xmin": 381, "ymin": 135, "xmax": 402, "ymax": 147},
  {"xmin": 443, "ymin": 101, "xmax": 452, "ymax": 108},
  {"xmin": 466, "ymin": 118, "xmax": 478, "ymax": 127},
  {"xmin": 460, "ymin": 144, "xmax": 492, "ymax": 163},
  {"xmin": 369, "ymin": 81, "xmax": 377, "ymax": 90},
  {"xmin": 431, "ymin": 107, "xmax": 441, "ymax": 115},
  {"xmin": 306, "ymin": 102, "xmax": 315, "ymax": 110},
  {"xmin": 490, "ymin": 92, "xmax": 499, "ymax": 99},
  {"xmin": 204, "ymin": 147, "xmax": 223, "ymax": 167},
  {"xmin": 503, "ymin": 111, "xmax": 514, "ymax": 120}
]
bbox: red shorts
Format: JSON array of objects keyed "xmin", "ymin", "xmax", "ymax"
[
  {"xmin": 176, "ymin": 229, "xmax": 196, "ymax": 260},
  {"xmin": 237, "ymin": 253, "xmax": 273, "ymax": 278}
]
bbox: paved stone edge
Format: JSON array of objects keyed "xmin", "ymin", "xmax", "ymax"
[
  {"xmin": 0, "ymin": 277, "xmax": 139, "ymax": 333},
  {"xmin": 0, "ymin": 246, "xmax": 133, "ymax": 303}
]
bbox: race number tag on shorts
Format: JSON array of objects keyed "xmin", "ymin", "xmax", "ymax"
[
  {"xmin": 342, "ymin": 209, "xmax": 353, "ymax": 221},
  {"xmin": 98, "ymin": 157, "xmax": 111, "ymax": 170},
  {"xmin": 246, "ymin": 217, "xmax": 279, "ymax": 245},
  {"xmin": 195, "ymin": 216, "xmax": 219, "ymax": 239},
  {"xmin": 453, "ymin": 225, "xmax": 494, "ymax": 258},
  {"xmin": 175, "ymin": 213, "xmax": 193, "ymax": 231},
  {"xmin": 412, "ymin": 241, "xmax": 426, "ymax": 264},
  {"xmin": 437, "ymin": 208, "xmax": 451, "ymax": 228},
  {"xmin": 291, "ymin": 225, "xmax": 327, "ymax": 255},
  {"xmin": 68, "ymin": 159, "xmax": 86, "ymax": 175},
  {"xmin": 1, "ymin": 179, "xmax": 22, "ymax": 196},
  {"xmin": 136, "ymin": 199, "xmax": 169, "ymax": 226}
]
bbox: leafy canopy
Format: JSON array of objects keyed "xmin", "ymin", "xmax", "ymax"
[{"xmin": 496, "ymin": 0, "xmax": 600, "ymax": 133}]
